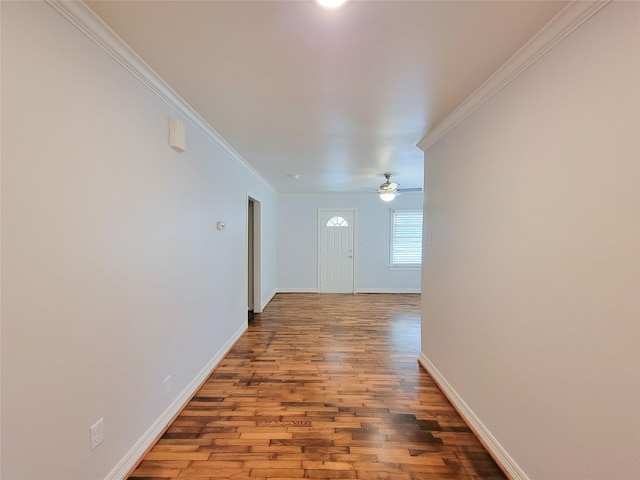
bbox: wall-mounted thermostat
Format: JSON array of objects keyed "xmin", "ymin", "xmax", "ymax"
[{"xmin": 216, "ymin": 222, "xmax": 225, "ymax": 231}]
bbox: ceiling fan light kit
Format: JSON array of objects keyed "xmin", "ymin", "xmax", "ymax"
[
  {"xmin": 378, "ymin": 173, "xmax": 399, "ymax": 201},
  {"xmin": 379, "ymin": 192, "xmax": 397, "ymax": 202},
  {"xmin": 370, "ymin": 173, "xmax": 422, "ymax": 201}
]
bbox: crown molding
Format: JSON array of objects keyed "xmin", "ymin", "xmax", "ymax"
[
  {"xmin": 45, "ymin": 0, "xmax": 277, "ymax": 195},
  {"xmin": 418, "ymin": 0, "xmax": 611, "ymax": 152}
]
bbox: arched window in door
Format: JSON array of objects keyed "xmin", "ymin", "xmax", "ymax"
[{"xmin": 326, "ymin": 216, "xmax": 349, "ymax": 227}]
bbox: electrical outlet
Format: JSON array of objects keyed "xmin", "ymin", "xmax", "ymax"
[
  {"xmin": 89, "ymin": 418, "xmax": 104, "ymax": 451},
  {"xmin": 163, "ymin": 375, "xmax": 172, "ymax": 397}
]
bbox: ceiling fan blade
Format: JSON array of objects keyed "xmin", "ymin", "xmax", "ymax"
[{"xmin": 397, "ymin": 187, "xmax": 422, "ymax": 193}]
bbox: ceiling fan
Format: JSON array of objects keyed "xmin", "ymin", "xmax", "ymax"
[{"xmin": 373, "ymin": 173, "xmax": 422, "ymax": 202}]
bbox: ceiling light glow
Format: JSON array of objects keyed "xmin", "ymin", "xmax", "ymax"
[
  {"xmin": 316, "ymin": 0, "xmax": 347, "ymax": 9},
  {"xmin": 379, "ymin": 192, "xmax": 397, "ymax": 202}
]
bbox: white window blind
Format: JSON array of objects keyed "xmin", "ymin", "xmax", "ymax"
[{"xmin": 391, "ymin": 209, "xmax": 423, "ymax": 266}]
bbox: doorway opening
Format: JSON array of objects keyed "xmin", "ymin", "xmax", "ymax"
[{"xmin": 248, "ymin": 197, "xmax": 262, "ymax": 319}]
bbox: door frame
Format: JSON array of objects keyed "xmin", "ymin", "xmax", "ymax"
[
  {"xmin": 247, "ymin": 195, "xmax": 262, "ymax": 313},
  {"xmin": 317, "ymin": 208, "xmax": 357, "ymax": 293}
]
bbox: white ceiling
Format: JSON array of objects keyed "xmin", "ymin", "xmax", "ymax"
[{"xmin": 87, "ymin": 0, "xmax": 567, "ymax": 195}]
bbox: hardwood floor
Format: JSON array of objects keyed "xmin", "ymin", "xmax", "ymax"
[{"xmin": 128, "ymin": 293, "xmax": 506, "ymax": 480}]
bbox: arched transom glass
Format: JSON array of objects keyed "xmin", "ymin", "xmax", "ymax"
[{"xmin": 326, "ymin": 216, "xmax": 349, "ymax": 227}]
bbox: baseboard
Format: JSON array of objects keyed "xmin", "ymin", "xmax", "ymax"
[
  {"xmin": 418, "ymin": 353, "xmax": 528, "ymax": 480},
  {"xmin": 105, "ymin": 322, "xmax": 248, "ymax": 480},
  {"xmin": 260, "ymin": 288, "xmax": 277, "ymax": 312},
  {"xmin": 356, "ymin": 288, "xmax": 421, "ymax": 294},
  {"xmin": 276, "ymin": 288, "xmax": 420, "ymax": 294},
  {"xmin": 277, "ymin": 288, "xmax": 319, "ymax": 293}
]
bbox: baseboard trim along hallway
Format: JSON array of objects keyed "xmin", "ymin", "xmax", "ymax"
[
  {"xmin": 125, "ymin": 293, "xmax": 507, "ymax": 479},
  {"xmin": 418, "ymin": 353, "xmax": 526, "ymax": 480},
  {"xmin": 106, "ymin": 322, "xmax": 248, "ymax": 480}
]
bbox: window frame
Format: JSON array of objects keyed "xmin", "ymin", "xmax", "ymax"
[{"xmin": 389, "ymin": 208, "xmax": 423, "ymax": 269}]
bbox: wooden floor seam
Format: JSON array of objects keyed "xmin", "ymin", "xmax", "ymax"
[{"xmin": 128, "ymin": 293, "xmax": 507, "ymax": 480}]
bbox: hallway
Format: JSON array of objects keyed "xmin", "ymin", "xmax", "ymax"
[{"xmin": 128, "ymin": 293, "xmax": 505, "ymax": 479}]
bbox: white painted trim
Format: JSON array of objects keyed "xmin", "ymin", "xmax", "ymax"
[
  {"xmin": 246, "ymin": 194, "xmax": 263, "ymax": 313},
  {"xmin": 418, "ymin": 353, "xmax": 528, "ymax": 480},
  {"xmin": 356, "ymin": 288, "xmax": 421, "ymax": 294},
  {"xmin": 0, "ymin": 1, "xmax": 3, "ymax": 466},
  {"xmin": 106, "ymin": 322, "xmax": 247, "ymax": 480},
  {"xmin": 277, "ymin": 288, "xmax": 319, "ymax": 293},
  {"xmin": 277, "ymin": 288, "xmax": 421, "ymax": 294},
  {"xmin": 418, "ymin": 0, "xmax": 611, "ymax": 151},
  {"xmin": 260, "ymin": 288, "xmax": 277, "ymax": 311},
  {"xmin": 45, "ymin": 0, "xmax": 276, "ymax": 195},
  {"xmin": 277, "ymin": 192, "xmax": 423, "ymax": 199}
]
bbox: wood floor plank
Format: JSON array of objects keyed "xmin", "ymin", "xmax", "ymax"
[{"xmin": 127, "ymin": 293, "xmax": 506, "ymax": 480}]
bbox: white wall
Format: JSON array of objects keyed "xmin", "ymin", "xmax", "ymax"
[
  {"xmin": 278, "ymin": 193, "xmax": 422, "ymax": 293},
  {"xmin": 420, "ymin": 3, "xmax": 639, "ymax": 479},
  {"xmin": 0, "ymin": 2, "xmax": 276, "ymax": 479}
]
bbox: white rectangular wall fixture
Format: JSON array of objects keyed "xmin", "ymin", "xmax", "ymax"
[{"xmin": 168, "ymin": 118, "xmax": 186, "ymax": 152}]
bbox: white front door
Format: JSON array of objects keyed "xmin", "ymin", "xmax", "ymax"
[{"xmin": 318, "ymin": 209, "xmax": 355, "ymax": 293}]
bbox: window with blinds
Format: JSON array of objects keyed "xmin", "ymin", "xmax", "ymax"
[{"xmin": 390, "ymin": 209, "xmax": 423, "ymax": 266}]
